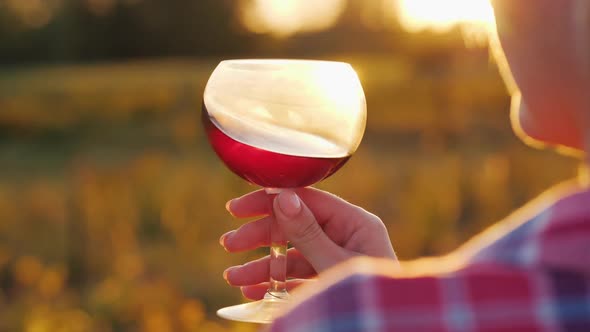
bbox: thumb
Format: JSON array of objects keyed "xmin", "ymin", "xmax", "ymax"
[{"xmin": 273, "ymin": 190, "xmax": 346, "ymax": 272}]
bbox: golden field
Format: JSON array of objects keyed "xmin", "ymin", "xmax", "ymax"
[{"xmin": 0, "ymin": 53, "xmax": 577, "ymax": 331}]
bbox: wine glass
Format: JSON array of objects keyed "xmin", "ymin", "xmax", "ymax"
[{"xmin": 202, "ymin": 59, "xmax": 366, "ymax": 324}]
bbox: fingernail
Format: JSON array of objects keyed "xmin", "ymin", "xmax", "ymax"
[
  {"xmin": 219, "ymin": 230, "xmax": 235, "ymax": 249},
  {"xmin": 277, "ymin": 191, "xmax": 301, "ymax": 218},
  {"xmin": 225, "ymin": 199, "xmax": 235, "ymax": 215},
  {"xmin": 223, "ymin": 267, "xmax": 236, "ymax": 282}
]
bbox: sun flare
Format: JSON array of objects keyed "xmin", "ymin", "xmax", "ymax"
[
  {"xmin": 240, "ymin": 0, "xmax": 496, "ymax": 38},
  {"xmin": 240, "ymin": 0, "xmax": 346, "ymax": 37},
  {"xmin": 396, "ymin": 0, "xmax": 496, "ymax": 33}
]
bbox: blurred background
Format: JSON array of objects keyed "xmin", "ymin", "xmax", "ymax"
[{"xmin": 0, "ymin": 0, "xmax": 579, "ymax": 331}]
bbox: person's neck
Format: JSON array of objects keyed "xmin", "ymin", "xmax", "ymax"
[
  {"xmin": 578, "ymin": 120, "xmax": 590, "ymax": 188},
  {"xmin": 573, "ymin": 0, "xmax": 590, "ymax": 187}
]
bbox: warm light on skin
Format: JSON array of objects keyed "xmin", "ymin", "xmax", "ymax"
[{"xmin": 490, "ymin": 0, "xmax": 590, "ymax": 157}]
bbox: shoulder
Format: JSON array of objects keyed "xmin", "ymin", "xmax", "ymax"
[
  {"xmin": 460, "ymin": 183, "xmax": 590, "ymax": 273},
  {"xmin": 271, "ymin": 257, "xmax": 590, "ymax": 332}
]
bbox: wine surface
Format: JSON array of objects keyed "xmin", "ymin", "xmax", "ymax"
[
  {"xmin": 202, "ymin": 59, "xmax": 366, "ymax": 158},
  {"xmin": 202, "ymin": 106, "xmax": 350, "ymax": 188}
]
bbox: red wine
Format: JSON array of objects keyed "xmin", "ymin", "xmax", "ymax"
[{"xmin": 202, "ymin": 105, "xmax": 350, "ymax": 188}]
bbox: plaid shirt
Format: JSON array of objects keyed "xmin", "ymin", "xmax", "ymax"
[{"xmin": 270, "ymin": 183, "xmax": 590, "ymax": 331}]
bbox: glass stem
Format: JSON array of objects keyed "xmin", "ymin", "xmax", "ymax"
[{"xmin": 266, "ymin": 189, "xmax": 289, "ymax": 300}]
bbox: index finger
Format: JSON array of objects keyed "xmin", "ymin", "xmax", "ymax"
[
  {"xmin": 226, "ymin": 189, "xmax": 271, "ymax": 218},
  {"xmin": 227, "ymin": 187, "xmax": 373, "ymax": 227}
]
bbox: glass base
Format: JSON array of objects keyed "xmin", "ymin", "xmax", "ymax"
[{"xmin": 217, "ymin": 292, "xmax": 290, "ymax": 324}]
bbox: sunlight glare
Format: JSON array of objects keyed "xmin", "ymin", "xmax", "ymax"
[
  {"xmin": 396, "ymin": 0, "xmax": 496, "ymax": 33},
  {"xmin": 240, "ymin": 0, "xmax": 346, "ymax": 37}
]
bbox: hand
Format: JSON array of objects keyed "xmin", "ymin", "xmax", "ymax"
[{"xmin": 219, "ymin": 187, "xmax": 396, "ymax": 300}]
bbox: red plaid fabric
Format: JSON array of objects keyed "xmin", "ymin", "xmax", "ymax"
[{"xmin": 270, "ymin": 184, "xmax": 590, "ymax": 331}]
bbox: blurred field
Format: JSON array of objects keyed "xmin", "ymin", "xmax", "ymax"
[{"xmin": 0, "ymin": 53, "xmax": 578, "ymax": 331}]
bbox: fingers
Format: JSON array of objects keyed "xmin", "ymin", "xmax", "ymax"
[
  {"xmin": 273, "ymin": 190, "xmax": 349, "ymax": 273},
  {"xmin": 228, "ymin": 187, "xmax": 370, "ymax": 228},
  {"xmin": 226, "ymin": 189, "xmax": 271, "ymax": 218},
  {"xmin": 221, "ymin": 216, "xmax": 271, "ymax": 252},
  {"xmin": 224, "ymin": 249, "xmax": 315, "ymax": 286},
  {"xmin": 241, "ymin": 279, "xmax": 311, "ymax": 301},
  {"xmin": 294, "ymin": 188, "xmax": 371, "ymax": 227},
  {"xmin": 225, "ymin": 188, "xmax": 374, "ymax": 273}
]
